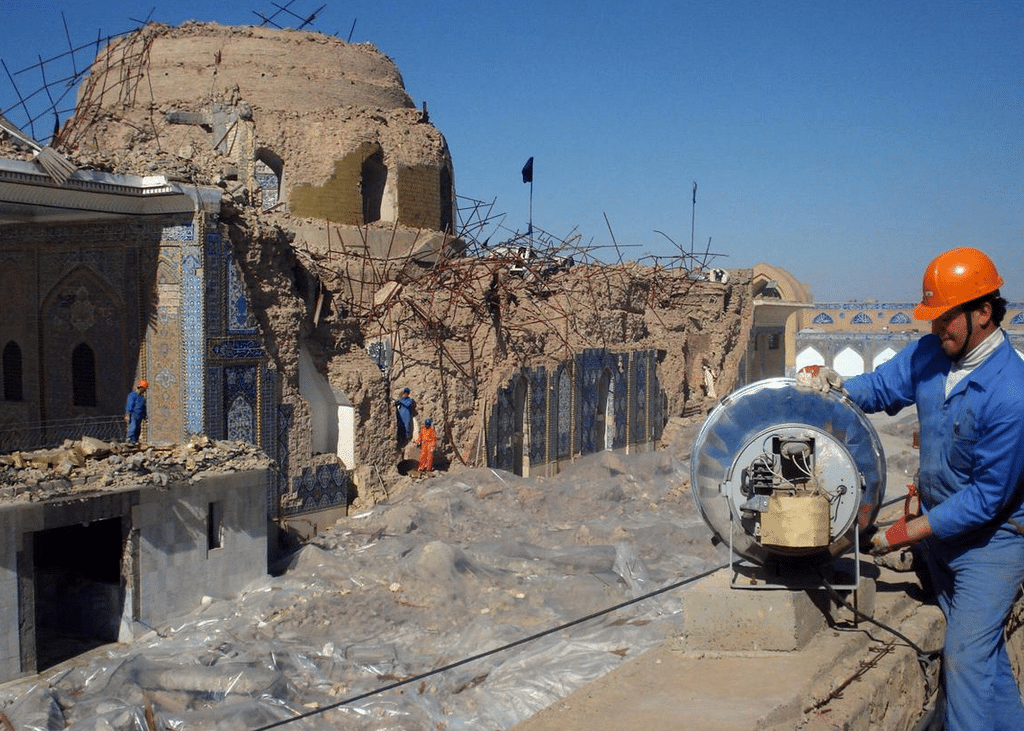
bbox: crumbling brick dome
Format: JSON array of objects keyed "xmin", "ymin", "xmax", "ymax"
[
  {"xmin": 126, "ymin": 22, "xmax": 417, "ymax": 113},
  {"xmin": 64, "ymin": 22, "xmax": 455, "ymax": 232}
]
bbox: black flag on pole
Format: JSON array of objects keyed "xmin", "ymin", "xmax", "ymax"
[{"xmin": 521, "ymin": 157, "xmax": 534, "ymax": 184}]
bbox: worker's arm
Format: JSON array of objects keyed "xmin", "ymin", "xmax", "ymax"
[{"xmin": 871, "ymin": 514, "xmax": 933, "ymax": 554}]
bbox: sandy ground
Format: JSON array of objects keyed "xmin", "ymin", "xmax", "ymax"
[{"xmin": 0, "ymin": 407, "xmax": 920, "ymax": 731}]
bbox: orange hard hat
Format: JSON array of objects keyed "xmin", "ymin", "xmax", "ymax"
[
  {"xmin": 913, "ymin": 247, "xmax": 1003, "ymax": 321},
  {"xmin": 137, "ymin": 379, "xmax": 148, "ymax": 389}
]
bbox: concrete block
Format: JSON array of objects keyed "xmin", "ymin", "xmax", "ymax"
[{"xmin": 679, "ymin": 568, "xmax": 827, "ymax": 651}]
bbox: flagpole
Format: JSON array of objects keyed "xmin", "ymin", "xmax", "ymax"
[
  {"xmin": 528, "ymin": 177, "xmax": 533, "ymax": 246},
  {"xmin": 522, "ymin": 157, "xmax": 534, "ymax": 248}
]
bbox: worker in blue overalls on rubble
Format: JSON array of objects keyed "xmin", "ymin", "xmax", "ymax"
[
  {"xmin": 799, "ymin": 247, "xmax": 1024, "ymax": 731},
  {"xmin": 125, "ymin": 379, "xmax": 148, "ymax": 445}
]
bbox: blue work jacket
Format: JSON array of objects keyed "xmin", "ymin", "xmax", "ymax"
[
  {"xmin": 845, "ymin": 332, "xmax": 1024, "ymax": 544},
  {"xmin": 126, "ymin": 390, "xmax": 147, "ymax": 420}
]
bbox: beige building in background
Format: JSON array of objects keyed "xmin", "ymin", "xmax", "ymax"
[{"xmin": 743, "ymin": 263, "xmax": 1024, "ymax": 383}]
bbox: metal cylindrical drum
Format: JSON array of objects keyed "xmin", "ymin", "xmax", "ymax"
[{"xmin": 690, "ymin": 378, "xmax": 884, "ymax": 566}]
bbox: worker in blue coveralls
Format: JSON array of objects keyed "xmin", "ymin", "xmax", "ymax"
[
  {"xmin": 800, "ymin": 247, "xmax": 1024, "ymax": 731},
  {"xmin": 125, "ymin": 379, "xmax": 148, "ymax": 445},
  {"xmin": 395, "ymin": 387, "xmax": 415, "ymax": 446}
]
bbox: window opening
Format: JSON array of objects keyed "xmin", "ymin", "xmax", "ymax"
[
  {"xmin": 361, "ymin": 150, "xmax": 387, "ymax": 224},
  {"xmin": 72, "ymin": 343, "xmax": 97, "ymax": 407},
  {"xmin": 207, "ymin": 501, "xmax": 223, "ymax": 551},
  {"xmin": 3, "ymin": 341, "xmax": 23, "ymax": 401}
]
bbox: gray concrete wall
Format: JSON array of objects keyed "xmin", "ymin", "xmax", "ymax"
[
  {"xmin": 0, "ymin": 469, "xmax": 268, "ymax": 683},
  {"xmin": 133, "ymin": 470, "xmax": 268, "ymax": 632},
  {"xmin": 0, "ymin": 514, "xmax": 20, "ymax": 682}
]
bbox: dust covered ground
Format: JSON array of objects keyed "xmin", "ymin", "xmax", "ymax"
[{"xmin": 0, "ymin": 409, "xmax": 921, "ymax": 731}]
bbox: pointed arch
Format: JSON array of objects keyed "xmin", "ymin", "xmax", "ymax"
[
  {"xmin": 873, "ymin": 347, "xmax": 898, "ymax": 370},
  {"xmin": 834, "ymin": 346, "xmax": 865, "ymax": 377},
  {"xmin": 255, "ymin": 148, "xmax": 284, "ymax": 211},
  {"xmin": 795, "ymin": 346, "xmax": 825, "ymax": 373},
  {"xmin": 41, "ymin": 265, "xmax": 126, "ymax": 418}
]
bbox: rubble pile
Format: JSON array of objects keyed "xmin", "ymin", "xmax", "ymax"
[
  {"xmin": 0, "ymin": 416, "xmax": 729, "ymax": 731},
  {"xmin": 11, "ymin": 21, "xmax": 754, "ymax": 503},
  {"xmin": 0, "ymin": 435, "xmax": 273, "ymax": 498}
]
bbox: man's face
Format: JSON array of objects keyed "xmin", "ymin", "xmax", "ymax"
[{"xmin": 931, "ymin": 304, "xmax": 990, "ymax": 359}]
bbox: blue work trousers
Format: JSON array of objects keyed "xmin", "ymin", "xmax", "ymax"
[
  {"xmin": 127, "ymin": 416, "xmax": 143, "ymax": 444},
  {"xmin": 922, "ymin": 530, "xmax": 1024, "ymax": 731}
]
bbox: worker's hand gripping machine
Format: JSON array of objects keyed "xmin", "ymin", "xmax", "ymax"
[{"xmin": 690, "ymin": 378, "xmax": 884, "ymax": 588}]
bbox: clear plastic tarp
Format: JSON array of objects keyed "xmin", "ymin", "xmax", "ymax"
[{"xmin": 1, "ymin": 438, "xmax": 732, "ymax": 731}]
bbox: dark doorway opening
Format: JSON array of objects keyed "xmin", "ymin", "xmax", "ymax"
[{"xmin": 33, "ymin": 518, "xmax": 125, "ymax": 670}]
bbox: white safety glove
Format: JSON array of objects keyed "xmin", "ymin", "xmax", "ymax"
[{"xmin": 796, "ymin": 365, "xmax": 845, "ymax": 395}]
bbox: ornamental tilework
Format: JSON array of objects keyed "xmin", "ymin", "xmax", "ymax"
[
  {"xmin": 205, "ymin": 234, "xmax": 224, "ymax": 336},
  {"xmin": 209, "ymin": 339, "xmax": 265, "ymax": 359},
  {"xmin": 147, "ymin": 255, "xmax": 184, "ymax": 441},
  {"xmin": 227, "ymin": 394, "xmax": 255, "ymax": 443},
  {"xmin": 162, "ymin": 223, "xmax": 196, "ymax": 242},
  {"xmin": 367, "ymin": 339, "xmax": 392, "ymax": 376},
  {"xmin": 488, "ymin": 348, "xmax": 665, "ymax": 474},
  {"xmin": 632, "ymin": 353, "xmax": 648, "ymax": 444},
  {"xmin": 42, "ymin": 269, "xmax": 127, "ymax": 421},
  {"xmin": 205, "ymin": 367, "xmax": 224, "ymax": 439},
  {"xmin": 254, "ymin": 161, "xmax": 280, "ymax": 211},
  {"xmin": 285, "ymin": 464, "xmax": 351, "ymax": 516},
  {"xmin": 490, "ymin": 385, "xmax": 516, "ymax": 469},
  {"xmin": 556, "ymin": 366, "xmax": 572, "ymax": 460},
  {"xmin": 224, "ymin": 366, "xmax": 257, "ymax": 442},
  {"xmin": 82, "ymin": 248, "xmax": 126, "ymax": 285},
  {"xmin": 527, "ymin": 368, "xmax": 547, "ymax": 466},
  {"xmin": 226, "ymin": 252, "xmax": 258, "ymax": 334},
  {"xmin": 260, "ymin": 365, "xmax": 277, "ymax": 458},
  {"xmin": 275, "ymin": 403, "xmax": 294, "ymax": 516},
  {"xmin": 181, "ymin": 243, "xmax": 204, "ymax": 435}
]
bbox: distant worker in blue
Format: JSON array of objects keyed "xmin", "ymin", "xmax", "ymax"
[
  {"xmin": 125, "ymin": 379, "xmax": 148, "ymax": 446},
  {"xmin": 395, "ymin": 387, "xmax": 415, "ymax": 446},
  {"xmin": 802, "ymin": 247, "xmax": 1024, "ymax": 731}
]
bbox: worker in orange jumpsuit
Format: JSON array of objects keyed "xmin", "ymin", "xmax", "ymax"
[{"xmin": 416, "ymin": 417, "xmax": 437, "ymax": 473}]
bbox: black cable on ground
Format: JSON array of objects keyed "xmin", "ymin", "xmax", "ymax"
[
  {"xmin": 821, "ymin": 581, "xmax": 943, "ymax": 699},
  {"xmin": 250, "ymin": 561, "xmax": 730, "ymax": 731}
]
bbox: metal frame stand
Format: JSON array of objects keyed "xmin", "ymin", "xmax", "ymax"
[{"xmin": 728, "ymin": 519, "xmax": 861, "ymax": 591}]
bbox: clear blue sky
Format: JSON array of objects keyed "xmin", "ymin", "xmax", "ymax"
[{"xmin": 3, "ymin": 0, "xmax": 1021, "ymax": 302}]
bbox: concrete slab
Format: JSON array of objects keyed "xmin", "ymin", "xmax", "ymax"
[
  {"xmin": 680, "ymin": 567, "xmax": 828, "ymax": 651},
  {"xmin": 513, "ymin": 562, "xmax": 950, "ymax": 731}
]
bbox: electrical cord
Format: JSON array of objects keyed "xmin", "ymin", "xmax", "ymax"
[
  {"xmin": 249, "ymin": 561, "xmax": 730, "ymax": 731},
  {"xmin": 820, "ymin": 580, "xmax": 943, "ymax": 700}
]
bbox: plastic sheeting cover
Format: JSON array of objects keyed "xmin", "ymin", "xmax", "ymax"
[{"xmin": 0, "ymin": 442, "xmax": 728, "ymax": 731}]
